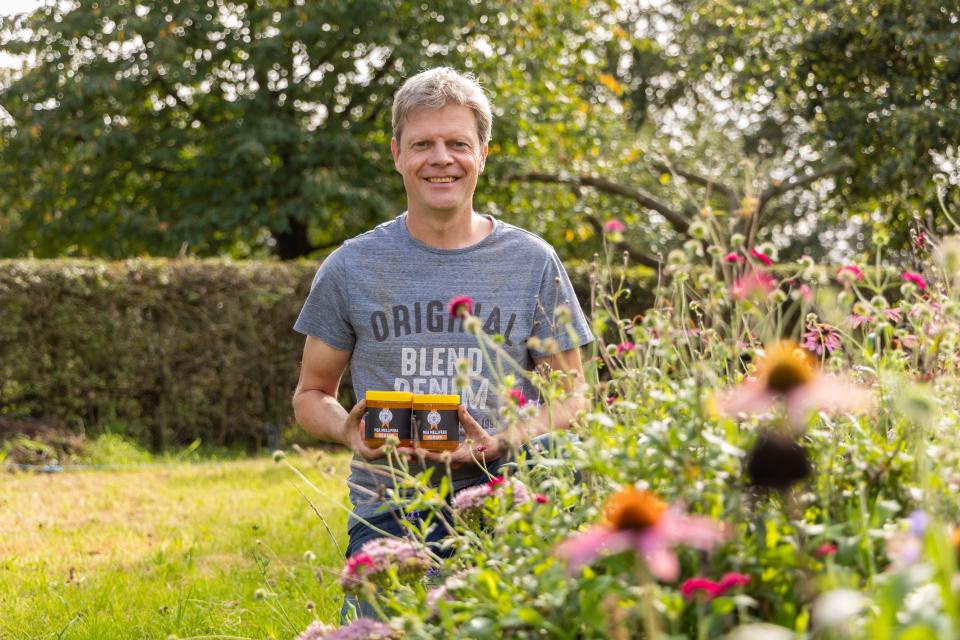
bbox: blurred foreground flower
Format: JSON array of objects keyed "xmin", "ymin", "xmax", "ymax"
[
  {"xmin": 452, "ymin": 475, "xmax": 531, "ymax": 515},
  {"xmin": 837, "ymin": 264, "xmax": 865, "ymax": 283},
  {"xmin": 745, "ymin": 431, "xmax": 811, "ymax": 492},
  {"xmin": 715, "ymin": 341, "xmax": 873, "ymax": 429},
  {"xmin": 731, "ymin": 271, "xmax": 776, "ymax": 300},
  {"xmin": 680, "ymin": 572, "xmax": 751, "ymax": 600},
  {"xmin": 557, "ymin": 487, "xmax": 727, "ymax": 581},
  {"xmin": 340, "ymin": 538, "xmax": 429, "ymax": 592},
  {"xmin": 603, "ymin": 219, "xmax": 626, "ymax": 234},
  {"xmin": 750, "ymin": 248, "xmax": 773, "ymax": 266},
  {"xmin": 297, "ymin": 619, "xmax": 398, "ymax": 640}
]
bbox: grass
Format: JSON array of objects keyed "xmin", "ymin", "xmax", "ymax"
[{"xmin": 0, "ymin": 451, "xmax": 352, "ymax": 639}]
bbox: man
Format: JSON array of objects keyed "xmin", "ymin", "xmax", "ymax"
[{"xmin": 292, "ymin": 67, "xmax": 593, "ymax": 617}]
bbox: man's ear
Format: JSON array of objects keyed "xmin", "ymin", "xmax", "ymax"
[
  {"xmin": 478, "ymin": 143, "xmax": 489, "ymax": 173},
  {"xmin": 390, "ymin": 137, "xmax": 401, "ymax": 172}
]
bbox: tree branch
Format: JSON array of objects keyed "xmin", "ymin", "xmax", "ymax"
[
  {"xmin": 757, "ymin": 158, "xmax": 856, "ymax": 212},
  {"xmin": 508, "ymin": 172, "xmax": 690, "ymax": 234},
  {"xmin": 651, "ymin": 160, "xmax": 740, "ymax": 214}
]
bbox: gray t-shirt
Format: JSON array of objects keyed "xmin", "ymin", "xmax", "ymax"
[{"xmin": 294, "ymin": 213, "xmax": 593, "ymax": 523}]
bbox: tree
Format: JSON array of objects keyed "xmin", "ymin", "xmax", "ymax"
[{"xmin": 0, "ymin": 0, "xmax": 496, "ymax": 258}]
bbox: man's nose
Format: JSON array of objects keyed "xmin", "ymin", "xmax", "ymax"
[{"xmin": 427, "ymin": 142, "xmax": 453, "ymax": 164}]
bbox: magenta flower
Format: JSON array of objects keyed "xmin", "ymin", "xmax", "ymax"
[
  {"xmin": 680, "ymin": 572, "xmax": 751, "ymax": 601},
  {"xmin": 681, "ymin": 577, "xmax": 723, "ymax": 600},
  {"xmin": 797, "ymin": 284, "xmax": 813, "ymax": 302},
  {"xmin": 731, "ymin": 271, "xmax": 776, "ymax": 300},
  {"xmin": 815, "ymin": 543, "xmax": 839, "ymax": 557},
  {"xmin": 802, "ymin": 322, "xmax": 841, "ymax": 356},
  {"xmin": 848, "ymin": 313, "xmax": 870, "ymax": 330},
  {"xmin": 508, "ymin": 387, "xmax": 527, "ymax": 407},
  {"xmin": 616, "ymin": 341, "xmax": 635, "ymax": 357},
  {"xmin": 902, "ymin": 271, "xmax": 927, "ymax": 291},
  {"xmin": 447, "ymin": 295, "xmax": 474, "ymax": 318},
  {"xmin": 603, "ymin": 219, "xmax": 626, "ymax": 234},
  {"xmin": 556, "ymin": 487, "xmax": 727, "ymax": 582},
  {"xmin": 535, "ymin": 494, "xmax": 549, "ymax": 504},
  {"xmin": 837, "ymin": 264, "xmax": 864, "ymax": 282},
  {"xmin": 724, "ymin": 252, "xmax": 746, "ymax": 264},
  {"xmin": 750, "ymin": 248, "xmax": 773, "ymax": 266}
]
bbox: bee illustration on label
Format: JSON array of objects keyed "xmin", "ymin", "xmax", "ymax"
[{"xmin": 378, "ymin": 408, "xmax": 393, "ymax": 427}]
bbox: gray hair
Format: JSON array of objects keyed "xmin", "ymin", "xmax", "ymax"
[{"xmin": 392, "ymin": 67, "xmax": 493, "ymax": 146}]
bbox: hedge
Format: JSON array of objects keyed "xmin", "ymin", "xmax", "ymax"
[{"xmin": 0, "ymin": 258, "xmax": 655, "ymax": 449}]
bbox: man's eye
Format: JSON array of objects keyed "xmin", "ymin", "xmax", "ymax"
[
  {"xmin": 413, "ymin": 141, "xmax": 428, "ymax": 148},
  {"xmin": 451, "ymin": 142, "xmax": 468, "ymax": 148}
]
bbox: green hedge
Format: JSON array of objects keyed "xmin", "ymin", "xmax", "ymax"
[
  {"xmin": 0, "ymin": 258, "xmax": 655, "ymax": 449},
  {"xmin": 0, "ymin": 259, "xmax": 316, "ymax": 449}
]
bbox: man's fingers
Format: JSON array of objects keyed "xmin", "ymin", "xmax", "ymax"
[
  {"xmin": 349, "ymin": 399, "xmax": 367, "ymax": 420},
  {"xmin": 458, "ymin": 405, "xmax": 489, "ymax": 438}
]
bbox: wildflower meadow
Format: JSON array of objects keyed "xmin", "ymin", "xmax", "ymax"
[{"xmin": 287, "ymin": 222, "xmax": 960, "ymax": 639}]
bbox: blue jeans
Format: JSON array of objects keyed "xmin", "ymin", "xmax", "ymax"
[{"xmin": 339, "ymin": 432, "xmax": 580, "ymax": 622}]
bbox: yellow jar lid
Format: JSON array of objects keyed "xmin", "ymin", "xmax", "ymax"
[
  {"xmin": 366, "ymin": 390, "xmax": 413, "ymax": 403},
  {"xmin": 413, "ymin": 394, "xmax": 461, "ymax": 405}
]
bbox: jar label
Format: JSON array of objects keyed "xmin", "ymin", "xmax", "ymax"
[
  {"xmin": 413, "ymin": 408, "xmax": 460, "ymax": 443},
  {"xmin": 365, "ymin": 407, "xmax": 411, "ymax": 441}
]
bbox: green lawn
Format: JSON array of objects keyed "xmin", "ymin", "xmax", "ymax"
[{"xmin": 0, "ymin": 452, "xmax": 351, "ymax": 639}]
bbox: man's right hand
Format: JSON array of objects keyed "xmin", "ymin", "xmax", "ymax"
[{"xmin": 341, "ymin": 399, "xmax": 387, "ymax": 461}]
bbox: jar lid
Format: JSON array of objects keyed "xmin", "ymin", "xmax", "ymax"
[
  {"xmin": 413, "ymin": 394, "xmax": 461, "ymax": 405},
  {"xmin": 365, "ymin": 390, "xmax": 413, "ymax": 403}
]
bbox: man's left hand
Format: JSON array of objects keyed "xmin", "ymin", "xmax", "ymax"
[{"xmin": 399, "ymin": 406, "xmax": 506, "ymax": 467}]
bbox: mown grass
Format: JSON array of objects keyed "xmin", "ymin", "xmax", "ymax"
[{"xmin": 0, "ymin": 452, "xmax": 351, "ymax": 639}]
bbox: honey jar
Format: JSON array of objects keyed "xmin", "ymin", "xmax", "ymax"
[
  {"xmin": 412, "ymin": 394, "xmax": 461, "ymax": 451},
  {"xmin": 364, "ymin": 391, "xmax": 413, "ymax": 448}
]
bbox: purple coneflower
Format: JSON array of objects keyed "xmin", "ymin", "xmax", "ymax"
[
  {"xmin": 556, "ymin": 487, "xmax": 727, "ymax": 582},
  {"xmin": 452, "ymin": 476, "xmax": 531, "ymax": 514},
  {"xmin": 715, "ymin": 341, "xmax": 872, "ymax": 428},
  {"xmin": 802, "ymin": 322, "xmax": 841, "ymax": 356}
]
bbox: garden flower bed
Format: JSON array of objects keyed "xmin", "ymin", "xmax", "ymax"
[{"xmin": 289, "ymin": 232, "xmax": 960, "ymax": 639}]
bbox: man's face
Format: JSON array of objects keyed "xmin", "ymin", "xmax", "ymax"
[{"xmin": 391, "ymin": 105, "xmax": 488, "ymax": 219}]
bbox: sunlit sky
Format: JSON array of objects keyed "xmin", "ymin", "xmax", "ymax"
[{"xmin": 0, "ymin": 0, "xmax": 42, "ymax": 68}]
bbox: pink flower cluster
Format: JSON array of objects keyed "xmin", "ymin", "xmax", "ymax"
[
  {"xmin": 680, "ymin": 572, "xmax": 751, "ymax": 600},
  {"xmin": 297, "ymin": 619, "xmax": 397, "ymax": 640},
  {"xmin": 723, "ymin": 248, "xmax": 774, "ymax": 266},
  {"xmin": 802, "ymin": 322, "xmax": 841, "ymax": 356},
  {"xmin": 340, "ymin": 537, "xmax": 429, "ymax": 592},
  {"xmin": 451, "ymin": 475, "xmax": 531, "ymax": 512}
]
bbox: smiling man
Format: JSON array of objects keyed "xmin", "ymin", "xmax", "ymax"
[{"xmin": 291, "ymin": 67, "xmax": 593, "ymax": 620}]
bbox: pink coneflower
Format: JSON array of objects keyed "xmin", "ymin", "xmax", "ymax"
[
  {"xmin": 447, "ymin": 295, "xmax": 474, "ymax": 318},
  {"xmin": 797, "ymin": 284, "xmax": 813, "ymax": 302},
  {"xmin": 848, "ymin": 313, "xmax": 870, "ymax": 330},
  {"xmin": 556, "ymin": 487, "xmax": 727, "ymax": 582},
  {"xmin": 508, "ymin": 387, "xmax": 527, "ymax": 407},
  {"xmin": 802, "ymin": 322, "xmax": 841, "ymax": 356},
  {"xmin": 340, "ymin": 538, "xmax": 429, "ymax": 592},
  {"xmin": 603, "ymin": 219, "xmax": 626, "ymax": 234},
  {"xmin": 731, "ymin": 271, "xmax": 776, "ymax": 300},
  {"xmin": 452, "ymin": 476, "xmax": 531, "ymax": 513},
  {"xmin": 885, "ymin": 308, "xmax": 902, "ymax": 323},
  {"xmin": 815, "ymin": 543, "xmax": 839, "ymax": 557},
  {"xmin": 715, "ymin": 340, "xmax": 873, "ymax": 429},
  {"xmin": 724, "ymin": 252, "xmax": 746, "ymax": 264},
  {"xmin": 750, "ymin": 248, "xmax": 773, "ymax": 266},
  {"xmin": 616, "ymin": 342, "xmax": 635, "ymax": 357},
  {"xmin": 837, "ymin": 264, "xmax": 864, "ymax": 282},
  {"xmin": 716, "ymin": 572, "xmax": 751, "ymax": 591},
  {"xmin": 902, "ymin": 271, "xmax": 927, "ymax": 291}
]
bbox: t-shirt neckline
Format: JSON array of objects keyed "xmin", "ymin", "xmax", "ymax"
[{"xmin": 398, "ymin": 212, "xmax": 501, "ymax": 255}]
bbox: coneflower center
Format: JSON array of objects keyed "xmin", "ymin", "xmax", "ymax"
[
  {"xmin": 762, "ymin": 343, "xmax": 815, "ymax": 394},
  {"xmin": 606, "ymin": 488, "xmax": 666, "ymax": 531}
]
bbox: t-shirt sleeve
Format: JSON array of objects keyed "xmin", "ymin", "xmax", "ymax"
[
  {"xmin": 293, "ymin": 249, "xmax": 356, "ymax": 351},
  {"xmin": 529, "ymin": 250, "xmax": 594, "ymax": 357}
]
